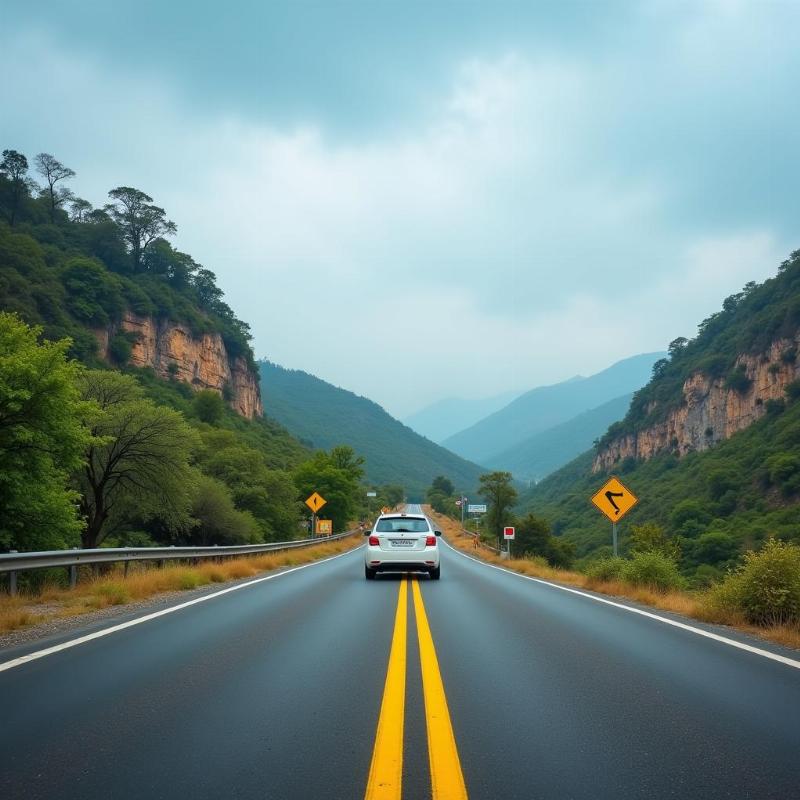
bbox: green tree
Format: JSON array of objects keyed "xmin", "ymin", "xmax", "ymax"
[
  {"xmin": 105, "ymin": 187, "xmax": 177, "ymax": 271},
  {"xmin": 294, "ymin": 449, "xmax": 362, "ymax": 532},
  {"xmin": 0, "ymin": 149, "xmax": 30, "ymax": 226},
  {"xmin": 629, "ymin": 522, "xmax": 681, "ymax": 561},
  {"xmin": 189, "ymin": 475, "xmax": 261, "ymax": 545},
  {"xmin": 431, "ymin": 475, "xmax": 454, "ymax": 496},
  {"xmin": 478, "ymin": 471, "xmax": 517, "ymax": 547},
  {"xmin": 0, "ymin": 314, "xmax": 89, "ymax": 551},
  {"xmin": 34, "ymin": 153, "xmax": 75, "ymax": 223},
  {"xmin": 193, "ymin": 389, "xmax": 225, "ymax": 424},
  {"xmin": 514, "ymin": 513, "xmax": 575, "ymax": 568},
  {"xmin": 76, "ymin": 370, "xmax": 197, "ymax": 548}
]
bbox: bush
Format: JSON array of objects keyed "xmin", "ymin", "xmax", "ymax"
[
  {"xmin": 620, "ymin": 551, "xmax": 685, "ymax": 592},
  {"xmin": 710, "ymin": 539, "xmax": 800, "ymax": 625},
  {"xmin": 108, "ymin": 332, "xmax": 133, "ymax": 364},
  {"xmin": 725, "ymin": 365, "xmax": 753, "ymax": 394},
  {"xmin": 585, "ymin": 557, "xmax": 625, "ymax": 583}
]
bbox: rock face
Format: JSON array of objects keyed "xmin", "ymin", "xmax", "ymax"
[
  {"xmin": 593, "ymin": 336, "xmax": 800, "ymax": 473},
  {"xmin": 95, "ymin": 312, "xmax": 263, "ymax": 419}
]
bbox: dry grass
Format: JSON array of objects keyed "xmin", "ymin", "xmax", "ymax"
[
  {"xmin": 425, "ymin": 507, "xmax": 800, "ymax": 652},
  {"xmin": 0, "ymin": 535, "xmax": 361, "ymax": 635}
]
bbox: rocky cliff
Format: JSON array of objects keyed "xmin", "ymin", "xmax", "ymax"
[
  {"xmin": 95, "ymin": 312, "xmax": 263, "ymax": 419},
  {"xmin": 593, "ymin": 336, "xmax": 800, "ymax": 472}
]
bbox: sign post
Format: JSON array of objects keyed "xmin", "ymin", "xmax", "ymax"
[
  {"xmin": 503, "ymin": 526, "xmax": 515, "ymax": 559},
  {"xmin": 590, "ymin": 476, "xmax": 638, "ymax": 556},
  {"xmin": 305, "ymin": 491, "xmax": 327, "ymax": 538}
]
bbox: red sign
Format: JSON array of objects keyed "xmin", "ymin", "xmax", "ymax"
[{"xmin": 503, "ymin": 526, "xmax": 515, "ymax": 540}]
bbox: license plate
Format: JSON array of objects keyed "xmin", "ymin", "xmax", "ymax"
[{"xmin": 389, "ymin": 539, "xmax": 414, "ymax": 547}]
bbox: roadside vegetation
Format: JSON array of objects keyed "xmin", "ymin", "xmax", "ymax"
[
  {"xmin": 426, "ymin": 506, "xmax": 800, "ymax": 651},
  {"xmin": 0, "ymin": 535, "xmax": 361, "ymax": 635},
  {"xmin": 0, "ymin": 148, "xmax": 401, "ymax": 587}
]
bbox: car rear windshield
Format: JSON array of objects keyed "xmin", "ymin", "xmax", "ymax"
[{"xmin": 376, "ymin": 518, "xmax": 430, "ymax": 533}]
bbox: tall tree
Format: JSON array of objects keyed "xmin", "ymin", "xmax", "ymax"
[
  {"xmin": 104, "ymin": 187, "xmax": 177, "ymax": 271},
  {"xmin": 0, "ymin": 313, "xmax": 89, "ymax": 551},
  {"xmin": 0, "ymin": 149, "xmax": 29, "ymax": 226},
  {"xmin": 76, "ymin": 370, "xmax": 197, "ymax": 548},
  {"xmin": 34, "ymin": 153, "xmax": 75, "ymax": 222},
  {"xmin": 478, "ymin": 471, "xmax": 518, "ymax": 548},
  {"xmin": 69, "ymin": 197, "xmax": 93, "ymax": 222}
]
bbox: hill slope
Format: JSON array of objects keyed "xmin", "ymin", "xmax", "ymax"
[
  {"xmin": 259, "ymin": 361, "xmax": 485, "ymax": 497},
  {"xmin": 443, "ymin": 353, "xmax": 664, "ymax": 464},
  {"xmin": 487, "ymin": 393, "xmax": 632, "ymax": 481},
  {"xmin": 521, "ymin": 249, "xmax": 800, "ymax": 579},
  {"xmin": 403, "ymin": 390, "xmax": 518, "ymax": 443}
]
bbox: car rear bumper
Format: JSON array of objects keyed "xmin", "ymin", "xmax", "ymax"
[{"xmin": 365, "ymin": 547, "xmax": 439, "ymax": 571}]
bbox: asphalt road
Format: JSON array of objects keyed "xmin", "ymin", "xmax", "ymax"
[{"xmin": 2, "ymin": 515, "xmax": 800, "ymax": 799}]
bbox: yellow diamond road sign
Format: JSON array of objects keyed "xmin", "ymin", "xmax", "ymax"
[
  {"xmin": 591, "ymin": 476, "xmax": 638, "ymax": 522},
  {"xmin": 305, "ymin": 492, "xmax": 327, "ymax": 513}
]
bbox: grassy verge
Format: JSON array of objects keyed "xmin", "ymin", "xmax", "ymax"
[
  {"xmin": 427, "ymin": 508, "xmax": 800, "ymax": 651},
  {"xmin": 0, "ymin": 535, "xmax": 361, "ymax": 636}
]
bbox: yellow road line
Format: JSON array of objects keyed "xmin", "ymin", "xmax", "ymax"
[
  {"xmin": 411, "ymin": 579, "xmax": 468, "ymax": 800},
  {"xmin": 365, "ymin": 577, "xmax": 408, "ymax": 800}
]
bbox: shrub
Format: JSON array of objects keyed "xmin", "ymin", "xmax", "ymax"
[
  {"xmin": 585, "ymin": 557, "xmax": 625, "ymax": 583},
  {"xmin": 725, "ymin": 365, "xmax": 753, "ymax": 394},
  {"xmin": 620, "ymin": 551, "xmax": 685, "ymax": 592},
  {"xmin": 709, "ymin": 539, "xmax": 800, "ymax": 625},
  {"xmin": 785, "ymin": 379, "xmax": 800, "ymax": 402},
  {"xmin": 108, "ymin": 332, "xmax": 134, "ymax": 364}
]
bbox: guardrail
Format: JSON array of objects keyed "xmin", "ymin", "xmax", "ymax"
[{"xmin": 0, "ymin": 530, "xmax": 360, "ymax": 596}]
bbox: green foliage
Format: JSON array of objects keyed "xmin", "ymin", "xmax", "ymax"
[
  {"xmin": 585, "ymin": 557, "xmax": 625, "ymax": 582},
  {"xmin": 628, "ymin": 522, "xmax": 681, "ymax": 560},
  {"xmin": 108, "ymin": 331, "xmax": 136, "ymax": 365},
  {"xmin": 0, "ymin": 313, "xmax": 88, "ymax": 550},
  {"xmin": 195, "ymin": 427, "xmax": 301, "ymax": 541},
  {"xmin": 514, "ymin": 513, "xmax": 575, "ymax": 568},
  {"xmin": 189, "ymin": 475, "xmax": 261, "ymax": 545},
  {"xmin": 478, "ymin": 471, "xmax": 517, "ymax": 546},
  {"xmin": 193, "ymin": 389, "xmax": 225, "ymax": 424},
  {"xmin": 293, "ymin": 448, "xmax": 364, "ymax": 532},
  {"xmin": 724, "ymin": 365, "xmax": 752, "ymax": 394},
  {"xmin": 259, "ymin": 360, "xmax": 483, "ymax": 498},
  {"xmin": 76, "ymin": 370, "xmax": 198, "ymax": 548},
  {"xmin": 620, "ymin": 551, "xmax": 685, "ymax": 592},
  {"xmin": 432, "ymin": 475, "xmax": 454, "ymax": 496},
  {"xmin": 710, "ymin": 539, "xmax": 800, "ymax": 625}
]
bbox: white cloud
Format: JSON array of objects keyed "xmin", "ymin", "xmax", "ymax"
[{"xmin": 0, "ymin": 24, "xmax": 793, "ymax": 417}]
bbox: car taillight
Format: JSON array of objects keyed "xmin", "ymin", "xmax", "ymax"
[
  {"xmin": 369, "ymin": 535, "xmax": 379, "ymax": 546},
  {"xmin": 426, "ymin": 535, "xmax": 436, "ymax": 546}
]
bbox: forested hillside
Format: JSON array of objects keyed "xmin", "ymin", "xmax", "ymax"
[
  {"xmin": 259, "ymin": 360, "xmax": 485, "ymax": 498},
  {"xmin": 0, "ymin": 147, "xmax": 377, "ymax": 555},
  {"xmin": 522, "ymin": 249, "xmax": 800, "ymax": 584}
]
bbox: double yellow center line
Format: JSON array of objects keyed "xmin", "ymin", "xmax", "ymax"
[{"xmin": 365, "ymin": 577, "xmax": 468, "ymax": 800}]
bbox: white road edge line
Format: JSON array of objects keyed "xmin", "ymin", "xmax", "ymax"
[
  {"xmin": 0, "ymin": 545, "xmax": 363, "ymax": 674},
  {"xmin": 443, "ymin": 540, "xmax": 800, "ymax": 671}
]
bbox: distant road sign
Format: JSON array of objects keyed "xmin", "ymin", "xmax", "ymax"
[
  {"xmin": 455, "ymin": 499, "xmax": 462, "ymax": 507},
  {"xmin": 366, "ymin": 491, "xmax": 377, "ymax": 497},
  {"xmin": 305, "ymin": 492, "xmax": 327, "ymax": 513},
  {"xmin": 503, "ymin": 526, "xmax": 515, "ymax": 540},
  {"xmin": 316, "ymin": 519, "xmax": 333, "ymax": 535},
  {"xmin": 591, "ymin": 476, "xmax": 638, "ymax": 522},
  {"xmin": 467, "ymin": 504, "xmax": 487, "ymax": 513}
]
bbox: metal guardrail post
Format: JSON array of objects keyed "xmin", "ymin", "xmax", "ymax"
[
  {"xmin": 70, "ymin": 548, "xmax": 78, "ymax": 588},
  {"xmin": 9, "ymin": 551, "xmax": 17, "ymax": 596}
]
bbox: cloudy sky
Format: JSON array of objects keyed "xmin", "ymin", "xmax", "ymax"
[{"xmin": 2, "ymin": 1, "xmax": 798, "ymax": 417}]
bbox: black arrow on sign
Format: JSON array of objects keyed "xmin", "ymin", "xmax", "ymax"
[{"xmin": 605, "ymin": 490, "xmax": 625, "ymax": 515}]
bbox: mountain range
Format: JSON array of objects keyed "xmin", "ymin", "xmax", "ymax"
[
  {"xmin": 442, "ymin": 353, "xmax": 665, "ymax": 466},
  {"xmin": 258, "ymin": 361, "xmax": 485, "ymax": 498},
  {"xmin": 403, "ymin": 391, "xmax": 519, "ymax": 443}
]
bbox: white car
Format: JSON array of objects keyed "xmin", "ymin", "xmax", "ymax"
[{"xmin": 364, "ymin": 513, "xmax": 441, "ymax": 580}]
